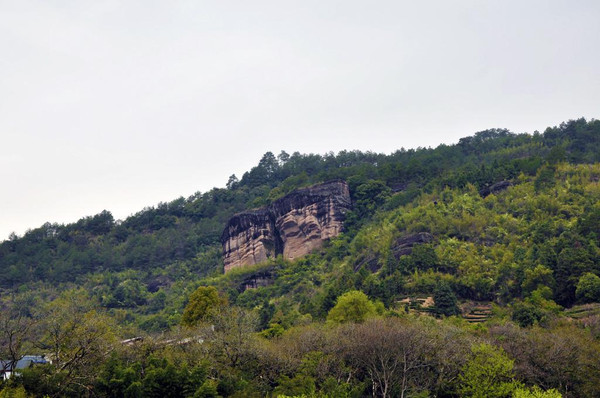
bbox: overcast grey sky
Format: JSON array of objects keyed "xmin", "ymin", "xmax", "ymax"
[{"xmin": 1, "ymin": 1, "xmax": 599, "ymax": 240}]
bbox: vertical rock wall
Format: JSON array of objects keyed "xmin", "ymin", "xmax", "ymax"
[{"xmin": 221, "ymin": 180, "xmax": 351, "ymax": 272}]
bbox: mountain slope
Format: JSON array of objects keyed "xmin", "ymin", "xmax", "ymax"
[{"xmin": 0, "ymin": 118, "xmax": 599, "ymax": 327}]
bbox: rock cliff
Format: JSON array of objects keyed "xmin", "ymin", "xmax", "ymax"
[
  {"xmin": 222, "ymin": 180, "xmax": 351, "ymax": 272},
  {"xmin": 354, "ymin": 232, "xmax": 435, "ymax": 272},
  {"xmin": 479, "ymin": 180, "xmax": 512, "ymax": 197}
]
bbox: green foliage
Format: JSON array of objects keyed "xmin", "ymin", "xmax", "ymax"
[
  {"xmin": 0, "ymin": 386, "xmax": 29, "ymax": 398},
  {"xmin": 512, "ymin": 302, "xmax": 544, "ymax": 327},
  {"xmin": 96, "ymin": 354, "xmax": 209, "ymax": 398},
  {"xmin": 194, "ymin": 380, "xmax": 219, "ymax": 398},
  {"xmin": 326, "ymin": 290, "xmax": 377, "ymax": 324},
  {"xmin": 260, "ymin": 322, "xmax": 285, "ymax": 339},
  {"xmin": 433, "ymin": 281, "xmax": 460, "ymax": 317},
  {"xmin": 521, "ymin": 265, "xmax": 554, "ymax": 297},
  {"xmin": 534, "ymin": 165, "xmax": 557, "ymax": 192},
  {"xmin": 273, "ymin": 374, "xmax": 316, "ymax": 397},
  {"xmin": 513, "ymin": 386, "xmax": 562, "ymax": 398},
  {"xmin": 458, "ymin": 343, "xmax": 520, "ymax": 398},
  {"xmin": 2, "ymin": 118, "xmax": 600, "ymax": 396},
  {"xmin": 181, "ymin": 286, "xmax": 226, "ymax": 327},
  {"xmin": 576, "ymin": 272, "xmax": 600, "ymax": 303}
]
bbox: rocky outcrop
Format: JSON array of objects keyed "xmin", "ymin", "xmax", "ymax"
[
  {"xmin": 239, "ymin": 268, "xmax": 276, "ymax": 291},
  {"xmin": 221, "ymin": 210, "xmax": 281, "ymax": 272},
  {"xmin": 391, "ymin": 232, "xmax": 434, "ymax": 258},
  {"xmin": 354, "ymin": 232, "xmax": 435, "ymax": 272},
  {"xmin": 479, "ymin": 181, "xmax": 512, "ymax": 197},
  {"xmin": 222, "ymin": 180, "xmax": 351, "ymax": 272}
]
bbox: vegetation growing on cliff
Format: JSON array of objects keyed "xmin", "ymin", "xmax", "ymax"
[{"xmin": 1, "ymin": 118, "xmax": 600, "ymax": 397}]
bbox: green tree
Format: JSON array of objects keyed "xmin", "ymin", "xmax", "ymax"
[
  {"xmin": 575, "ymin": 272, "xmax": 600, "ymax": 303},
  {"xmin": 226, "ymin": 174, "xmax": 239, "ymax": 190},
  {"xmin": 512, "ymin": 302, "xmax": 543, "ymax": 327},
  {"xmin": 458, "ymin": 343, "xmax": 520, "ymax": 398},
  {"xmin": 35, "ymin": 290, "xmax": 117, "ymax": 396},
  {"xmin": 433, "ymin": 281, "xmax": 460, "ymax": 317},
  {"xmin": 181, "ymin": 286, "xmax": 226, "ymax": 327},
  {"xmin": 513, "ymin": 386, "xmax": 562, "ymax": 398},
  {"xmin": 326, "ymin": 290, "xmax": 377, "ymax": 324},
  {"xmin": 0, "ymin": 386, "xmax": 28, "ymax": 398},
  {"xmin": 521, "ymin": 265, "xmax": 554, "ymax": 297},
  {"xmin": 352, "ymin": 180, "xmax": 392, "ymax": 219}
]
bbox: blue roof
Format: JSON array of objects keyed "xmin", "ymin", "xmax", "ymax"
[
  {"xmin": 15, "ymin": 359, "xmax": 32, "ymax": 370},
  {"xmin": 20, "ymin": 355, "xmax": 48, "ymax": 364},
  {"xmin": 1, "ymin": 356, "xmax": 48, "ymax": 372}
]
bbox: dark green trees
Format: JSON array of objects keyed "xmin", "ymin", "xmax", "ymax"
[{"xmin": 434, "ymin": 282, "xmax": 460, "ymax": 317}]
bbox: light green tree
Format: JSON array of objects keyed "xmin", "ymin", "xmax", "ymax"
[
  {"xmin": 521, "ymin": 265, "xmax": 554, "ymax": 296},
  {"xmin": 458, "ymin": 343, "xmax": 521, "ymax": 398},
  {"xmin": 575, "ymin": 272, "xmax": 600, "ymax": 303},
  {"xmin": 513, "ymin": 385, "xmax": 562, "ymax": 398},
  {"xmin": 0, "ymin": 386, "xmax": 29, "ymax": 398},
  {"xmin": 326, "ymin": 290, "xmax": 377, "ymax": 324},
  {"xmin": 181, "ymin": 286, "xmax": 226, "ymax": 327}
]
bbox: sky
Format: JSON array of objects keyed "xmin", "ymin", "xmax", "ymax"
[{"xmin": 1, "ymin": 0, "xmax": 599, "ymax": 240}]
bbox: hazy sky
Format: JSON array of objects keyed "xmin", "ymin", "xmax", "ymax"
[{"xmin": 1, "ymin": 1, "xmax": 599, "ymax": 240}]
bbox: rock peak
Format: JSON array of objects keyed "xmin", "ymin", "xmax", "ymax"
[{"xmin": 221, "ymin": 180, "xmax": 351, "ymax": 272}]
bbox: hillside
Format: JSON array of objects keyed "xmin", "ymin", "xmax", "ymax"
[{"xmin": 1, "ymin": 118, "xmax": 600, "ymax": 397}]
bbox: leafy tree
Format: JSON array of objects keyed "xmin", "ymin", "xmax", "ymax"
[
  {"xmin": 326, "ymin": 290, "xmax": 377, "ymax": 324},
  {"xmin": 545, "ymin": 146, "xmax": 566, "ymax": 165},
  {"xmin": 258, "ymin": 300, "xmax": 276, "ymax": 330},
  {"xmin": 534, "ymin": 166, "xmax": 556, "ymax": 192},
  {"xmin": 273, "ymin": 374, "xmax": 316, "ymax": 397},
  {"xmin": 0, "ymin": 386, "xmax": 28, "ymax": 398},
  {"xmin": 513, "ymin": 386, "xmax": 562, "ymax": 398},
  {"xmin": 512, "ymin": 302, "xmax": 543, "ymax": 327},
  {"xmin": 577, "ymin": 205, "xmax": 600, "ymax": 237},
  {"xmin": 575, "ymin": 272, "xmax": 600, "ymax": 303},
  {"xmin": 521, "ymin": 265, "xmax": 554, "ymax": 297},
  {"xmin": 351, "ymin": 180, "xmax": 391, "ymax": 219},
  {"xmin": 142, "ymin": 360, "xmax": 196, "ymax": 398},
  {"xmin": 181, "ymin": 286, "xmax": 226, "ymax": 327},
  {"xmin": 34, "ymin": 290, "xmax": 117, "ymax": 396},
  {"xmin": 226, "ymin": 174, "xmax": 239, "ymax": 190},
  {"xmin": 433, "ymin": 281, "xmax": 460, "ymax": 317},
  {"xmin": 458, "ymin": 343, "xmax": 520, "ymax": 398}
]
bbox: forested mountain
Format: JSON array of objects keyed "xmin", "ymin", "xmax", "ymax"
[
  {"xmin": 1, "ymin": 118, "xmax": 600, "ymax": 397},
  {"xmin": 3, "ymin": 119, "xmax": 598, "ymax": 287}
]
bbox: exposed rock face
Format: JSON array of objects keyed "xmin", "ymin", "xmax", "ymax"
[
  {"xmin": 479, "ymin": 181, "xmax": 512, "ymax": 197},
  {"xmin": 391, "ymin": 232, "xmax": 435, "ymax": 258},
  {"xmin": 354, "ymin": 232, "xmax": 435, "ymax": 272},
  {"xmin": 222, "ymin": 180, "xmax": 351, "ymax": 272},
  {"xmin": 239, "ymin": 268, "xmax": 276, "ymax": 291},
  {"xmin": 221, "ymin": 210, "xmax": 281, "ymax": 272}
]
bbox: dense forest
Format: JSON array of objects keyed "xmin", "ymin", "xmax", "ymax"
[{"xmin": 1, "ymin": 118, "xmax": 600, "ymax": 397}]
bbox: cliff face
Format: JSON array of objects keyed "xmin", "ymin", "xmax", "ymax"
[
  {"xmin": 222, "ymin": 180, "xmax": 351, "ymax": 272},
  {"xmin": 221, "ymin": 210, "xmax": 281, "ymax": 272}
]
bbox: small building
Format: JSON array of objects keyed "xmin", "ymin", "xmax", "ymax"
[{"xmin": 1, "ymin": 355, "xmax": 49, "ymax": 380}]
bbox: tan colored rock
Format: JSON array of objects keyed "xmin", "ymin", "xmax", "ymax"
[
  {"xmin": 222, "ymin": 180, "xmax": 351, "ymax": 272},
  {"xmin": 221, "ymin": 210, "xmax": 280, "ymax": 273},
  {"xmin": 277, "ymin": 198, "xmax": 345, "ymax": 260}
]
